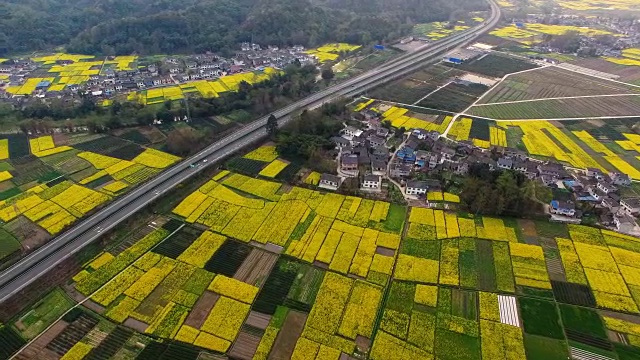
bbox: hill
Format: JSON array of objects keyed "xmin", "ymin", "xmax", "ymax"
[{"xmin": 0, "ymin": 0, "xmax": 488, "ymax": 56}]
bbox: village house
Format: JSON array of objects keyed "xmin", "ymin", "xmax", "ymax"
[
  {"xmin": 587, "ymin": 185, "xmax": 605, "ymax": 201},
  {"xmin": 602, "ymin": 195, "xmax": 621, "ymax": 212},
  {"xmin": 620, "ymin": 198, "xmax": 640, "ymax": 215},
  {"xmin": 371, "ymin": 160, "xmax": 386, "ymax": 175},
  {"xmin": 609, "ymin": 171, "xmax": 631, "ymax": 186},
  {"xmin": 343, "ymin": 126, "xmax": 363, "ymax": 139},
  {"xmin": 497, "ymin": 157, "xmax": 513, "ymax": 170},
  {"xmin": 318, "ymin": 174, "xmax": 341, "ymax": 191},
  {"xmin": 372, "ymin": 146, "xmax": 389, "ymax": 159},
  {"xmin": 523, "ymin": 162, "xmax": 538, "ymax": 179},
  {"xmin": 550, "ymin": 200, "xmax": 576, "ymax": 217},
  {"xmin": 538, "ymin": 163, "xmax": 566, "ymax": 179},
  {"xmin": 615, "ymin": 213, "xmax": 637, "ymax": 233},
  {"xmin": 362, "ymin": 175, "xmax": 382, "ymax": 190},
  {"xmin": 367, "ymin": 135, "xmax": 386, "ymax": 148},
  {"xmin": 512, "ymin": 160, "xmax": 528, "ymax": 173},
  {"xmin": 331, "ymin": 136, "xmax": 350, "ymax": 150},
  {"xmin": 503, "ymin": 147, "xmax": 528, "ymax": 161},
  {"xmin": 428, "ymin": 155, "xmax": 440, "ymax": 170},
  {"xmin": 597, "ymin": 181, "xmax": 617, "ymax": 194},
  {"xmin": 476, "ymin": 156, "xmax": 497, "ymax": 171},
  {"xmin": 412, "ymin": 129, "xmax": 429, "ymax": 140},
  {"xmin": 406, "ymin": 180, "xmax": 429, "ymax": 196},
  {"xmin": 586, "ymin": 167, "xmax": 604, "ymax": 179},
  {"xmin": 541, "ymin": 175, "xmax": 557, "ymax": 187},
  {"xmin": 341, "ymin": 154, "xmax": 359, "ymax": 173},
  {"xmin": 390, "ymin": 162, "xmax": 412, "ymax": 178},
  {"xmin": 452, "ymin": 161, "xmax": 468, "ymax": 176},
  {"xmin": 376, "ymin": 127, "xmax": 390, "ymax": 138},
  {"xmin": 397, "ymin": 146, "xmax": 416, "ymax": 164}
]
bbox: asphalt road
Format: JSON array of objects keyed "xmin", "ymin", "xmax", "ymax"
[{"xmin": 0, "ymin": 0, "xmax": 500, "ymax": 304}]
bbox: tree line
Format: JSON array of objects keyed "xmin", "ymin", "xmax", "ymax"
[
  {"xmin": 13, "ymin": 64, "xmax": 320, "ymax": 154},
  {"xmin": 0, "ymin": 0, "xmax": 488, "ymax": 56}
]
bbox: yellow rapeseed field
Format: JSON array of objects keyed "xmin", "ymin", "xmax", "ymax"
[
  {"xmin": 132, "ymin": 148, "xmax": 181, "ymax": 168},
  {"xmin": 0, "ymin": 171, "xmax": 12, "ymax": 182},
  {"xmin": 258, "ymin": 159, "xmax": 289, "ymax": 178},
  {"xmin": 0, "ymin": 139, "xmax": 9, "ymax": 160},
  {"xmin": 244, "ymin": 146, "xmax": 278, "ymax": 162}
]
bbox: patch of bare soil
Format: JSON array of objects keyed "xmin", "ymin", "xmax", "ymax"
[
  {"xmin": 268, "ymin": 311, "xmax": 307, "ymax": 360},
  {"xmin": 184, "ymin": 292, "xmax": 219, "ymax": 329},
  {"xmin": 5, "ymin": 216, "xmax": 51, "ymax": 253},
  {"xmin": 234, "ymin": 249, "xmax": 278, "ymax": 287},
  {"xmin": 123, "ymin": 318, "xmax": 149, "ymax": 333},
  {"xmin": 228, "ymin": 331, "xmax": 261, "ymax": 360},
  {"xmin": 245, "ymin": 311, "xmax": 271, "ymax": 330},
  {"xmin": 14, "ymin": 321, "xmax": 68, "ymax": 360}
]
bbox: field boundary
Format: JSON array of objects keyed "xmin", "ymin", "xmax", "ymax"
[{"xmin": 8, "ymin": 223, "xmax": 184, "ymax": 359}]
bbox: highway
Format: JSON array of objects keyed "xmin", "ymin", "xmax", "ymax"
[{"xmin": 0, "ymin": 0, "xmax": 500, "ymax": 304}]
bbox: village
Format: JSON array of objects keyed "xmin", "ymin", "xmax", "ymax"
[
  {"xmin": 0, "ymin": 43, "xmax": 320, "ymax": 104},
  {"xmin": 315, "ymin": 103, "xmax": 640, "ymax": 237}
]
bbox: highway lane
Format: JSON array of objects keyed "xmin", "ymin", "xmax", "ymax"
[{"xmin": 0, "ymin": 0, "xmax": 500, "ymax": 303}]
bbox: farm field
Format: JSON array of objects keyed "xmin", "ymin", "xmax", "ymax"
[
  {"xmin": 556, "ymin": 0, "xmax": 640, "ymax": 12},
  {"xmin": 304, "ymin": 43, "xmax": 361, "ymax": 63},
  {"xmin": 416, "ymin": 82, "xmax": 489, "ymax": 113},
  {"xmin": 368, "ymin": 63, "xmax": 465, "ymax": 104},
  {"xmin": 445, "ymin": 53, "xmax": 539, "ymax": 78},
  {"xmin": 132, "ymin": 68, "xmax": 279, "ymax": 105},
  {"xmin": 447, "ymin": 117, "xmax": 506, "ymax": 149},
  {"xmin": 8, "ymin": 163, "xmax": 640, "ymax": 360},
  {"xmin": 568, "ymin": 57, "xmax": 640, "ymax": 85},
  {"xmin": 490, "ymin": 23, "xmax": 615, "ymax": 45},
  {"xmin": 348, "ymin": 48, "xmax": 403, "ymax": 72},
  {"xmin": 467, "ymin": 94, "xmax": 640, "ymax": 120},
  {"xmin": 412, "ymin": 17, "xmax": 484, "ymax": 41},
  {"xmin": 225, "ymin": 145, "xmax": 298, "ymax": 181},
  {"xmin": 447, "ymin": 116, "xmax": 640, "ymax": 175},
  {"xmin": 354, "ymin": 100, "xmax": 454, "ymax": 133},
  {"xmin": 6, "ymin": 53, "xmax": 137, "ymax": 96},
  {"xmin": 477, "ymin": 67, "xmax": 640, "ymax": 105},
  {"xmin": 604, "ymin": 48, "xmax": 640, "ymax": 68},
  {"xmin": 0, "ymin": 133, "xmax": 180, "ymax": 265},
  {"xmin": 367, "ymin": 56, "xmax": 533, "ymax": 109}
]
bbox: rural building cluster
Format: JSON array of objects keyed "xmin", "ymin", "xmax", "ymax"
[
  {"xmin": 0, "ymin": 43, "xmax": 321, "ymax": 104},
  {"xmin": 318, "ymin": 104, "xmax": 640, "ymax": 237}
]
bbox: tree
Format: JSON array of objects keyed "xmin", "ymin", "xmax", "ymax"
[
  {"xmin": 321, "ymin": 68, "xmax": 335, "ymax": 82},
  {"xmin": 266, "ymin": 114, "xmax": 278, "ymax": 138},
  {"xmin": 166, "ymin": 127, "xmax": 200, "ymax": 155}
]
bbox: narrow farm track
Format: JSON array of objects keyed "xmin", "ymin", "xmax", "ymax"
[{"xmin": 0, "ymin": 0, "xmax": 501, "ymax": 304}]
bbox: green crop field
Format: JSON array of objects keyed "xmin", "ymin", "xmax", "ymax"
[{"xmin": 5, "ymin": 161, "xmax": 640, "ymax": 360}]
